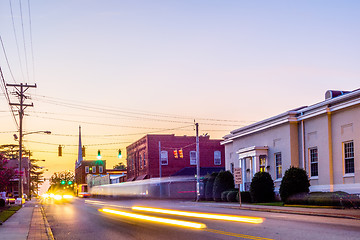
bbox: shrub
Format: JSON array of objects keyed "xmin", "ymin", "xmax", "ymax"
[
  {"xmin": 213, "ymin": 171, "xmax": 234, "ymax": 202},
  {"xmin": 221, "ymin": 191, "xmax": 231, "ymax": 202},
  {"xmin": 280, "ymin": 167, "xmax": 310, "ymax": 203},
  {"xmin": 227, "ymin": 191, "xmax": 238, "ymax": 202},
  {"xmin": 286, "ymin": 191, "xmax": 360, "ymax": 208},
  {"xmin": 0, "ymin": 198, "xmax": 5, "ymax": 207},
  {"xmin": 235, "ymin": 191, "xmax": 252, "ymax": 203},
  {"xmin": 204, "ymin": 172, "xmax": 218, "ymax": 201},
  {"xmin": 250, "ymin": 172, "xmax": 274, "ymax": 202}
]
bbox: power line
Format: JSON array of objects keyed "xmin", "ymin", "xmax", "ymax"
[
  {"xmin": 0, "ymin": 66, "xmax": 19, "ymax": 128},
  {"xmin": 32, "ymin": 94, "xmax": 254, "ymax": 124},
  {"xmin": 18, "ymin": 0, "xmax": 30, "ymax": 82},
  {"xmin": 0, "ymin": 35, "xmax": 17, "ymax": 83},
  {"xmin": 8, "ymin": 0, "xmax": 25, "ymax": 82},
  {"xmin": 27, "ymin": 0, "xmax": 35, "ymax": 83}
]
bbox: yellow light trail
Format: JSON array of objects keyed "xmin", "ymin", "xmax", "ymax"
[
  {"xmin": 132, "ymin": 206, "xmax": 264, "ymax": 224},
  {"xmin": 99, "ymin": 208, "xmax": 206, "ymax": 229}
]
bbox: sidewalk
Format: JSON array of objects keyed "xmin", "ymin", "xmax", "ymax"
[
  {"xmin": 0, "ymin": 199, "xmax": 52, "ymax": 240},
  {"xmin": 190, "ymin": 201, "xmax": 360, "ymax": 220}
]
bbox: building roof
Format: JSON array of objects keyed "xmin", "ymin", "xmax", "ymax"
[{"xmin": 222, "ymin": 88, "xmax": 360, "ymax": 144}]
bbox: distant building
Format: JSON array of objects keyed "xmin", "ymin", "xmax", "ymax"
[
  {"xmin": 222, "ymin": 89, "xmax": 360, "ymax": 194},
  {"xmin": 74, "ymin": 126, "xmax": 106, "ymax": 193},
  {"xmin": 106, "ymin": 169, "xmax": 127, "ymax": 184},
  {"xmin": 6, "ymin": 157, "xmax": 30, "ymax": 198},
  {"xmin": 126, "ymin": 134, "xmax": 225, "ymax": 181}
]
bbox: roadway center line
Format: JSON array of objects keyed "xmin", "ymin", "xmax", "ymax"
[{"xmin": 205, "ymin": 228, "xmax": 274, "ymax": 240}]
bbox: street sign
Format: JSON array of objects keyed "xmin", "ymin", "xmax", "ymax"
[{"xmin": 234, "ymin": 168, "xmax": 242, "ymax": 184}]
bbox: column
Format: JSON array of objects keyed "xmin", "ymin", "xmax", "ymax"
[{"xmin": 241, "ymin": 158, "xmax": 246, "ymax": 191}]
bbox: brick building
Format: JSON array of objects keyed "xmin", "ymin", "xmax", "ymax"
[
  {"xmin": 74, "ymin": 160, "xmax": 107, "ymax": 186},
  {"xmin": 126, "ymin": 134, "xmax": 225, "ymax": 181},
  {"xmin": 74, "ymin": 126, "xmax": 106, "ymax": 194}
]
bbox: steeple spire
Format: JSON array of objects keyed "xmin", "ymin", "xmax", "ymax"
[{"xmin": 77, "ymin": 125, "xmax": 83, "ymax": 165}]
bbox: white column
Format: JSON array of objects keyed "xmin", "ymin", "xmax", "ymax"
[
  {"xmin": 252, "ymin": 156, "xmax": 257, "ymax": 176},
  {"xmin": 240, "ymin": 158, "xmax": 246, "ymax": 191}
]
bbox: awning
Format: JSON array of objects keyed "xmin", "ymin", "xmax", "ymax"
[
  {"xmin": 136, "ymin": 174, "xmax": 148, "ymax": 180},
  {"xmin": 127, "ymin": 177, "xmax": 135, "ymax": 182}
]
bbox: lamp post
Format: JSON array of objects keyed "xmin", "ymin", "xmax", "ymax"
[{"xmin": 14, "ymin": 130, "xmax": 51, "ymax": 204}]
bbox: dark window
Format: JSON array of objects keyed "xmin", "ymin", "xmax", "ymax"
[
  {"xmin": 344, "ymin": 141, "xmax": 354, "ymax": 174},
  {"xmin": 310, "ymin": 148, "xmax": 318, "ymax": 177},
  {"xmin": 275, "ymin": 153, "xmax": 282, "ymax": 179}
]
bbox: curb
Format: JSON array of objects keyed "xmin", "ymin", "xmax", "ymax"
[
  {"xmin": 40, "ymin": 206, "xmax": 55, "ymax": 240},
  {"xmin": 194, "ymin": 203, "xmax": 360, "ymax": 220},
  {"xmin": 234, "ymin": 206, "xmax": 360, "ymax": 220}
]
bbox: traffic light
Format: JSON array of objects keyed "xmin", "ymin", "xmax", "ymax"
[
  {"xmin": 118, "ymin": 149, "xmax": 122, "ymax": 158},
  {"xmin": 68, "ymin": 181, "xmax": 73, "ymax": 185},
  {"xmin": 97, "ymin": 150, "xmax": 101, "ymax": 160},
  {"xmin": 82, "ymin": 145, "xmax": 86, "ymax": 157},
  {"xmin": 179, "ymin": 149, "xmax": 183, "ymax": 158},
  {"xmin": 58, "ymin": 145, "xmax": 62, "ymax": 157},
  {"xmin": 61, "ymin": 180, "xmax": 66, "ymax": 185},
  {"xmin": 173, "ymin": 149, "xmax": 178, "ymax": 158}
]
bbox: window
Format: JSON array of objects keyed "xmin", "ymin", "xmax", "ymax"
[
  {"xmin": 190, "ymin": 151, "xmax": 197, "ymax": 165},
  {"xmin": 259, "ymin": 155, "xmax": 266, "ymax": 172},
  {"xmin": 143, "ymin": 153, "xmax": 146, "ymax": 167},
  {"xmin": 85, "ymin": 166, "xmax": 89, "ymax": 173},
  {"xmin": 99, "ymin": 166, "xmax": 103, "ymax": 173},
  {"xmin": 161, "ymin": 150, "xmax": 168, "ymax": 165},
  {"xmin": 230, "ymin": 163, "xmax": 234, "ymax": 174},
  {"xmin": 275, "ymin": 153, "xmax": 282, "ymax": 179},
  {"xmin": 139, "ymin": 155, "xmax": 142, "ymax": 169},
  {"xmin": 214, "ymin": 151, "xmax": 221, "ymax": 165},
  {"xmin": 92, "ymin": 166, "xmax": 96, "ymax": 173},
  {"xmin": 344, "ymin": 141, "xmax": 354, "ymax": 174},
  {"xmin": 309, "ymin": 148, "xmax": 318, "ymax": 177}
]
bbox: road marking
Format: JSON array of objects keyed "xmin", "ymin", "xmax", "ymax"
[
  {"xmin": 205, "ymin": 228, "xmax": 274, "ymax": 240},
  {"xmin": 99, "ymin": 208, "xmax": 206, "ymax": 229},
  {"xmin": 132, "ymin": 206, "xmax": 264, "ymax": 224}
]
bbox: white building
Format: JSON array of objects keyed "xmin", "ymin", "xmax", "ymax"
[{"xmin": 222, "ymin": 89, "xmax": 360, "ymax": 194}]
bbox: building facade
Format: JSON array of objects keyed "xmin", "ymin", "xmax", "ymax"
[
  {"xmin": 75, "ymin": 160, "xmax": 107, "ymax": 186},
  {"xmin": 126, "ymin": 134, "xmax": 225, "ymax": 181},
  {"xmin": 222, "ymin": 89, "xmax": 360, "ymax": 194}
]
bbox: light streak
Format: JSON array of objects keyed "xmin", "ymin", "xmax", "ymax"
[
  {"xmin": 132, "ymin": 206, "xmax": 264, "ymax": 224},
  {"xmin": 99, "ymin": 208, "xmax": 206, "ymax": 229}
]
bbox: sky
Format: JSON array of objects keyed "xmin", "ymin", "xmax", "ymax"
[{"xmin": 0, "ymin": 1, "xmax": 359, "ymax": 192}]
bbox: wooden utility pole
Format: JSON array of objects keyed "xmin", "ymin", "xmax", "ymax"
[{"xmin": 7, "ymin": 83, "xmax": 36, "ymax": 203}]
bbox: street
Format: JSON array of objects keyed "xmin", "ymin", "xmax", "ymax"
[{"xmin": 42, "ymin": 198, "xmax": 360, "ymax": 240}]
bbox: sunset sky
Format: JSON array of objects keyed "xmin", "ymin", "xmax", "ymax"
[{"xmin": 0, "ymin": 1, "xmax": 359, "ymax": 191}]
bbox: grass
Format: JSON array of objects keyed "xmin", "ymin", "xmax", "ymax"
[{"xmin": 0, "ymin": 205, "xmax": 22, "ymax": 223}]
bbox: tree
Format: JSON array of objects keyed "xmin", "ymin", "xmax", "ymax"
[
  {"xmin": 0, "ymin": 144, "xmax": 19, "ymax": 159},
  {"xmin": 280, "ymin": 167, "xmax": 310, "ymax": 203},
  {"xmin": 49, "ymin": 170, "xmax": 75, "ymax": 193},
  {"xmin": 30, "ymin": 159, "xmax": 46, "ymax": 197},
  {"xmin": 213, "ymin": 171, "xmax": 234, "ymax": 202},
  {"xmin": 250, "ymin": 172, "xmax": 274, "ymax": 203},
  {"xmin": 113, "ymin": 162, "xmax": 126, "ymax": 170},
  {"xmin": 0, "ymin": 154, "xmax": 15, "ymax": 192}
]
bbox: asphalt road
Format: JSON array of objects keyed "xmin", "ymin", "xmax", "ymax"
[{"xmin": 42, "ymin": 198, "xmax": 360, "ymax": 240}]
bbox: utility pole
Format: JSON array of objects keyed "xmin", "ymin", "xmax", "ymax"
[
  {"xmin": 159, "ymin": 141, "xmax": 162, "ymax": 198},
  {"xmin": 7, "ymin": 83, "xmax": 36, "ymax": 204},
  {"xmin": 195, "ymin": 122, "xmax": 200, "ymax": 202}
]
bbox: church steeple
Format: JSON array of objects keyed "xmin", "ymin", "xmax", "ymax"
[{"xmin": 77, "ymin": 126, "xmax": 83, "ymax": 165}]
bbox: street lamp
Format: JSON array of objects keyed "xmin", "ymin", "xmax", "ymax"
[{"xmin": 14, "ymin": 130, "xmax": 51, "ymax": 204}]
